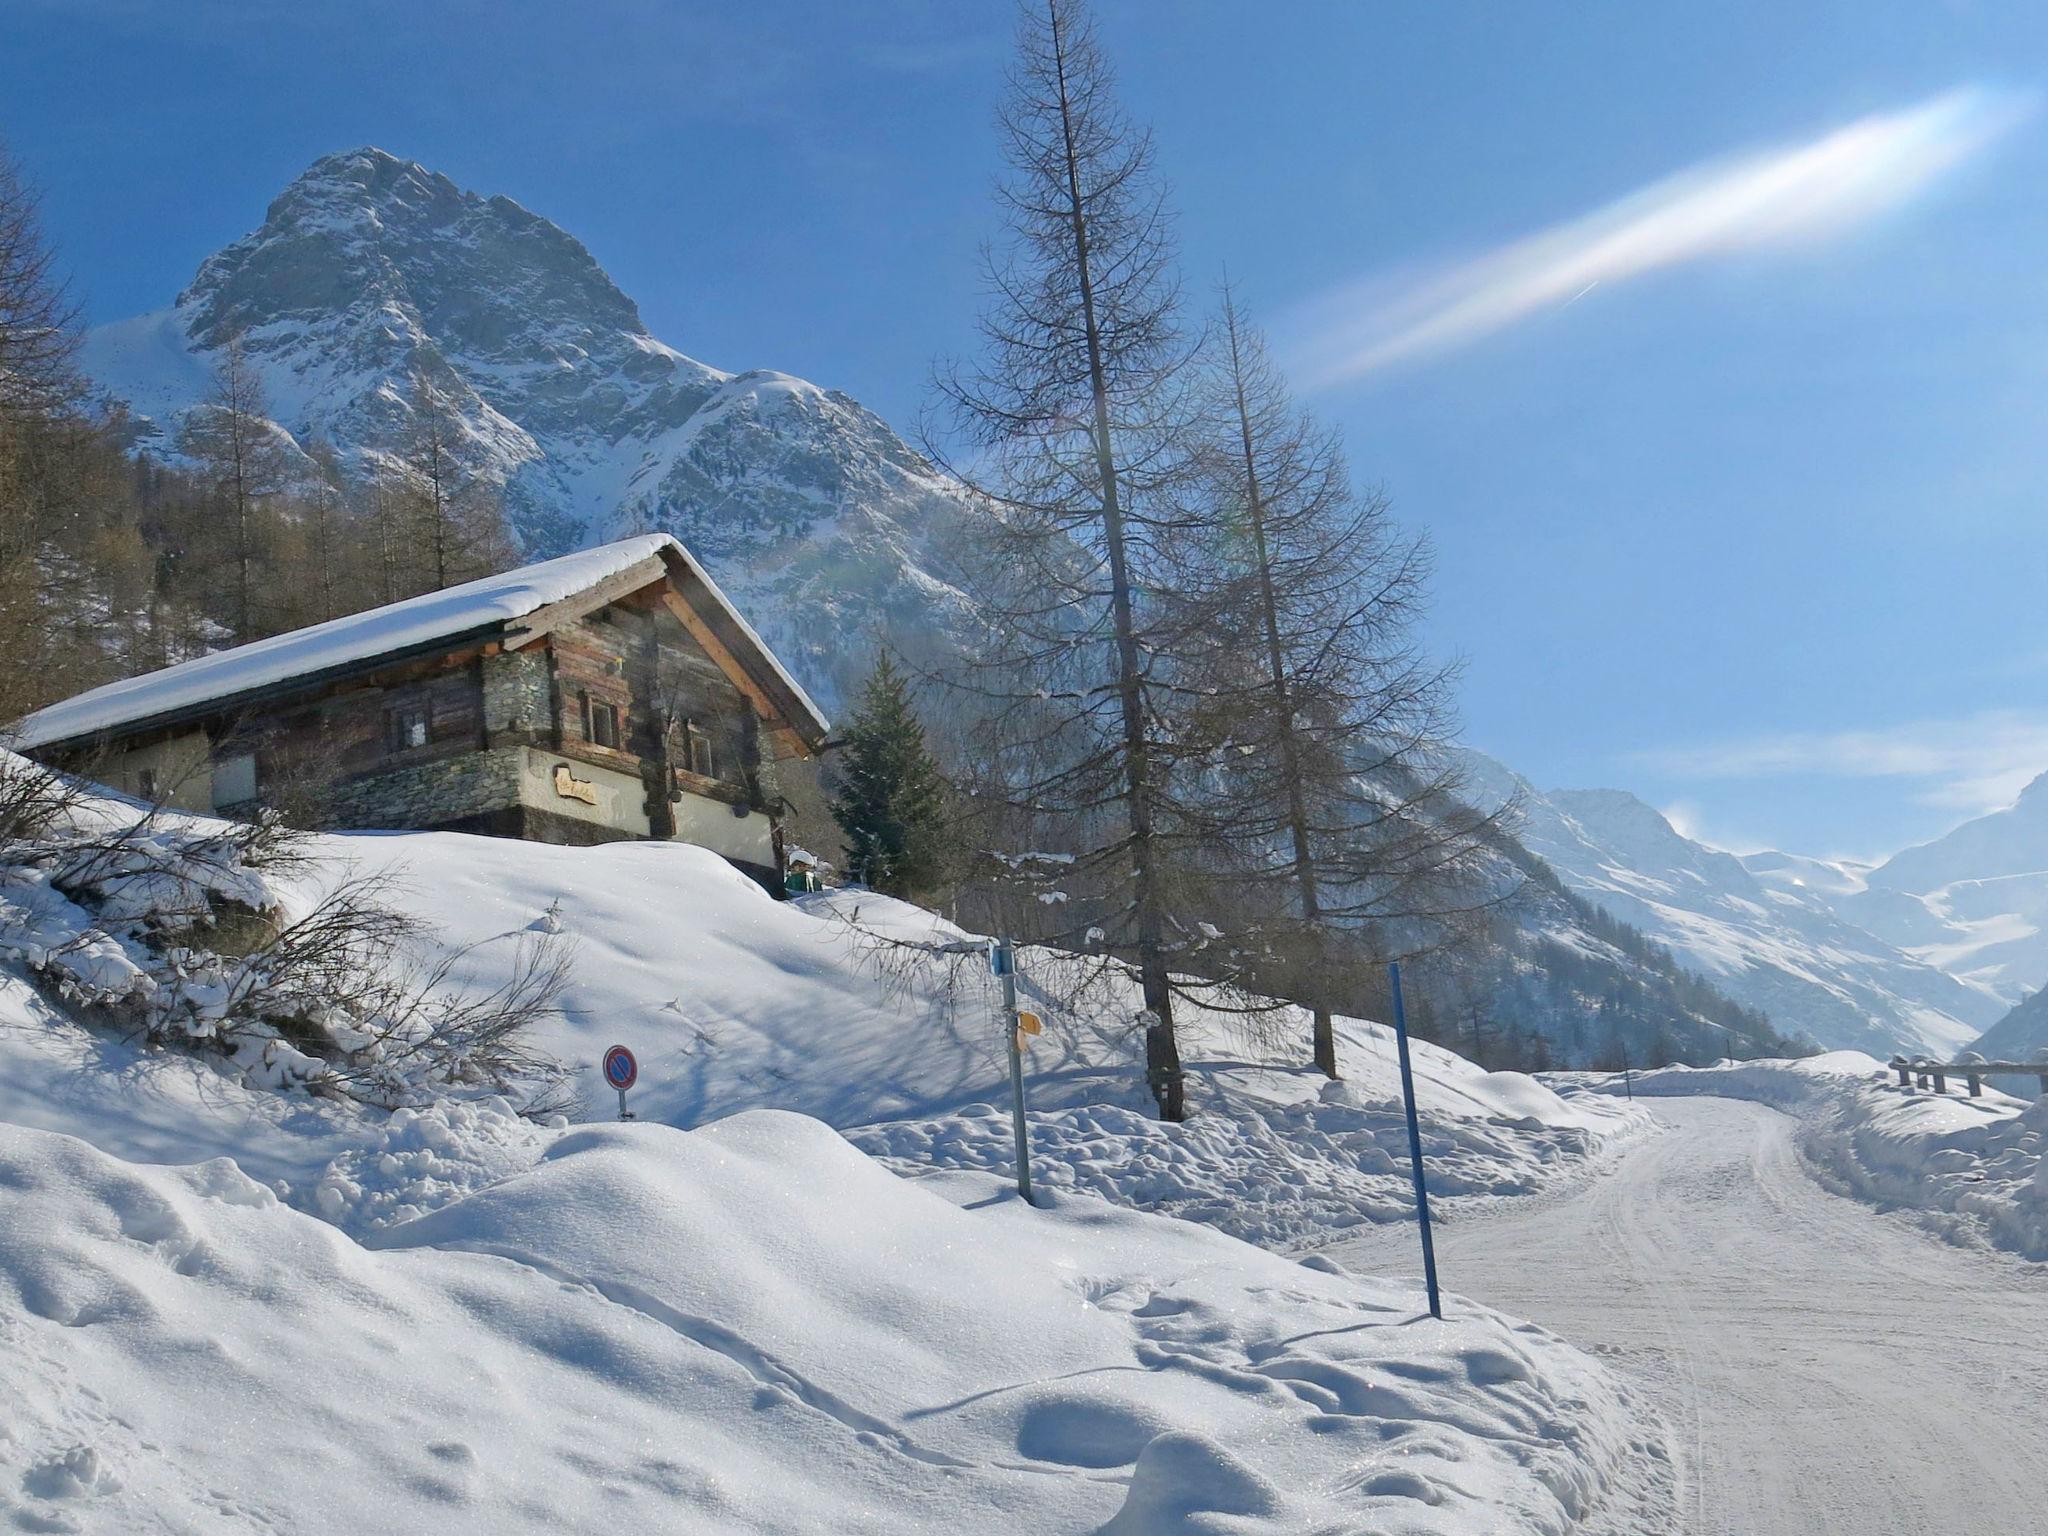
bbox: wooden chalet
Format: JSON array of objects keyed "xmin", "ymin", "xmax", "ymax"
[{"xmin": 13, "ymin": 535, "xmax": 831, "ymax": 893}]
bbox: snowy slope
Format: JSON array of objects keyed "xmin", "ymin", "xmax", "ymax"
[
  {"xmin": 0, "ymin": 752, "xmax": 1647, "ymax": 1247},
  {"xmin": 1968, "ymin": 982, "xmax": 2048, "ymax": 1060},
  {"xmin": 0, "ymin": 1111, "xmax": 1659, "ymax": 1534},
  {"xmin": 0, "ymin": 774, "xmax": 1670, "ymax": 1532},
  {"xmin": 326, "ymin": 830, "xmax": 1648, "ymax": 1250},
  {"xmin": 1464, "ymin": 753, "xmax": 2002, "ymax": 1056},
  {"xmin": 81, "ymin": 147, "xmax": 981, "ymax": 712}
]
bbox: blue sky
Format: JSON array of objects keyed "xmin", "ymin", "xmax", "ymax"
[{"xmin": 9, "ymin": 0, "xmax": 2048, "ymax": 861}]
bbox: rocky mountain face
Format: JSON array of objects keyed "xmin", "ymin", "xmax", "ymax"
[
  {"xmin": 1460, "ymin": 753, "xmax": 2006, "ymax": 1057},
  {"xmin": 81, "ymin": 147, "xmax": 979, "ymax": 713}
]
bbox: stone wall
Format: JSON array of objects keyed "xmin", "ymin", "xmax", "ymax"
[
  {"xmin": 482, "ymin": 648, "xmax": 553, "ymax": 742},
  {"xmin": 319, "ymin": 746, "xmax": 526, "ymax": 833}
]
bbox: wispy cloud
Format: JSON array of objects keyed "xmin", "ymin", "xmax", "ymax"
[
  {"xmin": 1636, "ymin": 707, "xmax": 2048, "ymax": 818},
  {"xmin": 1284, "ymin": 85, "xmax": 2033, "ymax": 387}
]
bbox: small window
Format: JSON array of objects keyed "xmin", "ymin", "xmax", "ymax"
[
  {"xmin": 684, "ymin": 721, "xmax": 715, "ymax": 779},
  {"xmin": 387, "ymin": 705, "xmax": 429, "ymax": 752},
  {"xmin": 135, "ymin": 767, "xmax": 159, "ymax": 802},
  {"xmin": 213, "ymin": 753, "xmax": 257, "ymax": 808},
  {"xmin": 591, "ymin": 701, "xmax": 621, "ymax": 750}
]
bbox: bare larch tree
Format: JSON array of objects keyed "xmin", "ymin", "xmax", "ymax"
[
  {"xmin": 0, "ymin": 142, "xmax": 80, "ymax": 420},
  {"xmin": 936, "ymin": 0, "xmax": 1225, "ymax": 1120},
  {"xmin": 178, "ymin": 334, "xmax": 284, "ymax": 641},
  {"xmin": 398, "ymin": 369, "xmax": 512, "ymax": 594},
  {"xmin": 1186, "ymin": 285, "xmax": 1507, "ymax": 1076}
]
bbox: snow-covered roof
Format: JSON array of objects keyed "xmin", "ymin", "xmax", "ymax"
[{"xmin": 14, "ymin": 534, "xmax": 829, "ymax": 752}]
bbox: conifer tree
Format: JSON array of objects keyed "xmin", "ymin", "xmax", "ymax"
[
  {"xmin": 828, "ymin": 655, "xmax": 950, "ymax": 900},
  {"xmin": 935, "ymin": 0, "xmax": 1219, "ymax": 1120},
  {"xmin": 1184, "ymin": 286, "xmax": 1502, "ymax": 1077},
  {"xmin": 178, "ymin": 334, "xmax": 284, "ymax": 640}
]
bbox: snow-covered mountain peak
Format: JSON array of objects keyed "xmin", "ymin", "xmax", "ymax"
[
  {"xmin": 182, "ymin": 146, "xmax": 657, "ymax": 354},
  {"xmin": 1547, "ymin": 788, "xmax": 1748, "ymax": 890},
  {"xmin": 80, "ymin": 149, "xmax": 982, "ymax": 710},
  {"xmin": 1868, "ymin": 770, "xmax": 2048, "ymax": 892}
]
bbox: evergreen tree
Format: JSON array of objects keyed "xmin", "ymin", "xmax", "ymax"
[{"xmin": 828, "ymin": 656, "xmax": 951, "ymax": 900}]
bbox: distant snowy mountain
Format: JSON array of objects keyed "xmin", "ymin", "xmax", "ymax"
[
  {"xmin": 1462, "ymin": 754, "xmax": 2003, "ymax": 1057},
  {"xmin": 81, "ymin": 147, "xmax": 980, "ymax": 712},
  {"xmin": 1814, "ymin": 773, "xmax": 2048, "ymax": 1006}
]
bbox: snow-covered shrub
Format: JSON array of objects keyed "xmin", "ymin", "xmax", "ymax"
[{"xmin": 0, "ymin": 753, "xmax": 571, "ymax": 1115}]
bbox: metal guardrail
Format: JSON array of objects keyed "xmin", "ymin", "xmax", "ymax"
[{"xmin": 1889, "ymin": 1057, "xmax": 2048, "ymax": 1098}]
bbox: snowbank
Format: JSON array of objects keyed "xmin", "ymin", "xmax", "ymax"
[
  {"xmin": 0, "ymin": 969, "xmax": 552, "ymax": 1237},
  {"xmin": 1604, "ymin": 1053, "xmax": 2048, "ymax": 1261},
  {"xmin": 0, "ymin": 775, "xmax": 1675, "ymax": 1530},
  {"xmin": 327, "ymin": 832, "xmax": 1651, "ymax": 1246},
  {"xmin": 0, "ymin": 1110, "xmax": 1657, "ymax": 1534}
]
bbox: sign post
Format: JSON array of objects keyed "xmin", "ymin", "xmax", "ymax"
[
  {"xmin": 603, "ymin": 1043, "xmax": 638, "ymax": 1121},
  {"xmin": 992, "ymin": 939, "xmax": 1034, "ymax": 1204},
  {"xmin": 1387, "ymin": 962, "xmax": 1443, "ymax": 1321}
]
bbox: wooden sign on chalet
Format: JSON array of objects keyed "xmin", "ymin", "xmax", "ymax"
[{"xmin": 12, "ymin": 535, "xmax": 832, "ymax": 894}]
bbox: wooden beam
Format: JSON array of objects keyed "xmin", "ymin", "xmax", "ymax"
[
  {"xmin": 500, "ymin": 558, "xmax": 671, "ymax": 651},
  {"xmin": 657, "ymin": 590, "xmax": 808, "ymax": 759}
]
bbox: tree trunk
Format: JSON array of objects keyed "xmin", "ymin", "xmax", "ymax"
[
  {"xmin": 1050, "ymin": 1, "xmax": 1182, "ymax": 1119},
  {"xmin": 1222, "ymin": 300, "xmax": 1336, "ymax": 1078}
]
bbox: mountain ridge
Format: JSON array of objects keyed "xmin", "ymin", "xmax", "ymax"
[{"xmin": 1460, "ymin": 754, "xmax": 2005, "ymax": 1056}]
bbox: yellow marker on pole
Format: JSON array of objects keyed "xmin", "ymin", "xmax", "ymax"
[{"xmin": 1015, "ymin": 1011, "xmax": 1043, "ymax": 1037}]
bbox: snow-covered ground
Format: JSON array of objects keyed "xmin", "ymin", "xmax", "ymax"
[
  {"xmin": 1598, "ymin": 1051, "xmax": 2048, "ymax": 1260},
  {"xmin": 0, "ymin": 773, "xmax": 1668, "ymax": 1532},
  {"xmin": 326, "ymin": 830, "xmax": 1650, "ymax": 1249},
  {"xmin": 0, "ymin": 1108, "xmax": 1662, "ymax": 1534},
  {"xmin": 1327, "ymin": 1096, "xmax": 2048, "ymax": 1536}
]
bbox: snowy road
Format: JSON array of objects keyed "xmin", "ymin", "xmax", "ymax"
[{"xmin": 1326, "ymin": 1096, "xmax": 2048, "ymax": 1535}]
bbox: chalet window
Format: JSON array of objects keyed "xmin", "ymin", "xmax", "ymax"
[
  {"xmin": 212, "ymin": 753, "xmax": 257, "ymax": 808},
  {"xmin": 581, "ymin": 690, "xmax": 621, "ymax": 750},
  {"xmin": 684, "ymin": 721, "xmax": 715, "ymax": 779},
  {"xmin": 135, "ymin": 767, "xmax": 159, "ymax": 802},
  {"xmin": 387, "ymin": 704, "xmax": 429, "ymax": 752}
]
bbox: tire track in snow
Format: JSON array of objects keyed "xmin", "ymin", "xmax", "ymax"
[{"xmin": 1324, "ymin": 1096, "xmax": 2048, "ymax": 1534}]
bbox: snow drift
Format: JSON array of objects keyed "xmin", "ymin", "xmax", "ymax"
[
  {"xmin": 0, "ymin": 769, "xmax": 1671, "ymax": 1530},
  {"xmin": 326, "ymin": 830, "xmax": 1651, "ymax": 1248},
  {"xmin": 0, "ymin": 1110, "xmax": 1659, "ymax": 1534}
]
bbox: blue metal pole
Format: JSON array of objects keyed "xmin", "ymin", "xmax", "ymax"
[{"xmin": 1387, "ymin": 962, "xmax": 1442, "ymax": 1320}]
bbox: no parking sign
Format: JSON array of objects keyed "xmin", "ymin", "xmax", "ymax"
[{"xmin": 604, "ymin": 1044, "xmax": 638, "ymax": 1120}]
